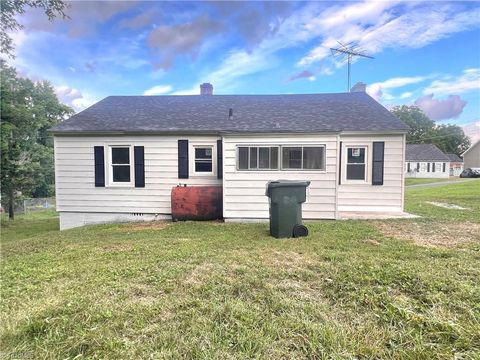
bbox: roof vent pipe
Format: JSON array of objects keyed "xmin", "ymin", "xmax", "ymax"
[
  {"xmin": 229, "ymin": 108, "xmax": 233, "ymax": 120},
  {"xmin": 200, "ymin": 83, "xmax": 213, "ymax": 95}
]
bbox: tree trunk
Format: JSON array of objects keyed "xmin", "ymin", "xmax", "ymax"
[{"xmin": 8, "ymin": 189, "xmax": 14, "ymax": 220}]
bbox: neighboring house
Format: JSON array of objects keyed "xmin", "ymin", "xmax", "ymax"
[
  {"xmin": 50, "ymin": 83, "xmax": 409, "ymax": 230},
  {"xmin": 462, "ymin": 140, "xmax": 480, "ymax": 169},
  {"xmin": 445, "ymin": 153, "xmax": 464, "ymax": 176},
  {"xmin": 405, "ymin": 144, "xmax": 450, "ymax": 178}
]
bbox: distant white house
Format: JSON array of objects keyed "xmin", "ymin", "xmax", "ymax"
[
  {"xmin": 462, "ymin": 140, "xmax": 480, "ymax": 169},
  {"xmin": 405, "ymin": 144, "xmax": 450, "ymax": 178},
  {"xmin": 445, "ymin": 153, "xmax": 464, "ymax": 176}
]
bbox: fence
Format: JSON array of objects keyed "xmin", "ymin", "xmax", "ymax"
[{"xmin": 11, "ymin": 198, "xmax": 56, "ymax": 214}]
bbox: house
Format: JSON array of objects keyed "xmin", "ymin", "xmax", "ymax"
[
  {"xmin": 462, "ymin": 140, "xmax": 480, "ymax": 169},
  {"xmin": 405, "ymin": 144, "xmax": 450, "ymax": 178},
  {"xmin": 445, "ymin": 153, "xmax": 464, "ymax": 176},
  {"xmin": 50, "ymin": 83, "xmax": 410, "ymax": 230}
]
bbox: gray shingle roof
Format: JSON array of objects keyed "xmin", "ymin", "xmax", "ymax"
[
  {"xmin": 50, "ymin": 92, "xmax": 409, "ymax": 134},
  {"xmin": 445, "ymin": 153, "xmax": 463, "ymax": 162},
  {"xmin": 406, "ymin": 144, "xmax": 450, "ymax": 161}
]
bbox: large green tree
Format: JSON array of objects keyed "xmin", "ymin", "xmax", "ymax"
[
  {"xmin": 1, "ymin": 0, "xmax": 69, "ymax": 57},
  {"xmin": 1, "ymin": 61, "xmax": 73, "ymax": 219},
  {"xmin": 391, "ymin": 105, "xmax": 470, "ymax": 155}
]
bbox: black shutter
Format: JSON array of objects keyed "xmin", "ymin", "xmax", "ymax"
[
  {"xmin": 427, "ymin": 163, "xmax": 430, "ymax": 172},
  {"xmin": 94, "ymin": 146, "xmax": 105, "ymax": 187},
  {"xmin": 443, "ymin": 163, "xmax": 446, "ymax": 172},
  {"xmin": 217, "ymin": 140, "xmax": 223, "ymax": 179},
  {"xmin": 134, "ymin": 146, "xmax": 145, "ymax": 188},
  {"xmin": 417, "ymin": 162, "xmax": 420, "ymax": 171},
  {"xmin": 338, "ymin": 141, "xmax": 342, "ymax": 185},
  {"xmin": 372, "ymin": 142, "xmax": 384, "ymax": 185},
  {"xmin": 407, "ymin": 162, "xmax": 411, "ymax": 172},
  {"xmin": 432, "ymin": 163, "xmax": 436, "ymax": 172},
  {"xmin": 178, "ymin": 140, "xmax": 189, "ymax": 179}
]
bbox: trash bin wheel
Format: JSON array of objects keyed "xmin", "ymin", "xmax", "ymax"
[{"xmin": 292, "ymin": 224, "xmax": 308, "ymax": 238}]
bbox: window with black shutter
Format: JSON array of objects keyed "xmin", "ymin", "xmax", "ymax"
[
  {"xmin": 94, "ymin": 146, "xmax": 105, "ymax": 187},
  {"xmin": 372, "ymin": 142, "xmax": 384, "ymax": 185},
  {"xmin": 134, "ymin": 146, "xmax": 145, "ymax": 187},
  {"xmin": 178, "ymin": 140, "xmax": 189, "ymax": 179}
]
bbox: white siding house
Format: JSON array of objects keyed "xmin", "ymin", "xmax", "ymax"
[
  {"xmin": 405, "ymin": 144, "xmax": 450, "ymax": 179},
  {"xmin": 463, "ymin": 140, "xmax": 480, "ymax": 169},
  {"xmin": 51, "ymin": 84, "xmax": 410, "ymax": 229}
]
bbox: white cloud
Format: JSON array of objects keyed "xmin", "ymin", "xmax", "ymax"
[
  {"xmin": 423, "ymin": 68, "xmax": 480, "ymax": 95},
  {"xmin": 400, "ymin": 92, "xmax": 413, "ymax": 99},
  {"xmin": 415, "ymin": 94, "xmax": 467, "ymax": 121},
  {"xmin": 55, "ymin": 85, "xmax": 97, "ymax": 112},
  {"xmin": 366, "ymin": 76, "xmax": 427, "ymax": 101},
  {"xmin": 143, "ymin": 85, "xmax": 173, "ymax": 95},
  {"xmin": 298, "ymin": 2, "xmax": 480, "ymax": 67}
]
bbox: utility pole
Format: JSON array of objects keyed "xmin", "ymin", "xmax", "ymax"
[{"xmin": 330, "ymin": 42, "xmax": 374, "ymax": 92}]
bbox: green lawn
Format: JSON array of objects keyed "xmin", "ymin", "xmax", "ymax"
[
  {"xmin": 405, "ymin": 177, "xmax": 466, "ymax": 186},
  {"xmin": 1, "ymin": 182, "xmax": 479, "ymax": 359}
]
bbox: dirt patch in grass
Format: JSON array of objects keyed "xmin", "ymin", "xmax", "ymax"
[
  {"xmin": 101, "ymin": 243, "xmax": 135, "ymax": 252},
  {"xmin": 261, "ymin": 250, "xmax": 315, "ymax": 270},
  {"xmin": 118, "ymin": 221, "xmax": 170, "ymax": 232},
  {"xmin": 374, "ymin": 221, "xmax": 480, "ymax": 248},
  {"xmin": 184, "ymin": 262, "xmax": 217, "ymax": 286}
]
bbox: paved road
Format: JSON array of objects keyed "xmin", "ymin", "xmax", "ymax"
[{"xmin": 406, "ymin": 179, "xmax": 478, "ymax": 189}]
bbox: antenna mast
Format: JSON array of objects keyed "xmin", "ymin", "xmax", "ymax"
[{"xmin": 330, "ymin": 42, "xmax": 374, "ymax": 91}]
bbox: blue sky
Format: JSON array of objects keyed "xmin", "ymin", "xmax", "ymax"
[{"xmin": 8, "ymin": 1, "xmax": 480, "ymax": 140}]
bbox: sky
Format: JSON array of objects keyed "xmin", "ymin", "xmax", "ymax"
[{"xmin": 7, "ymin": 0, "xmax": 480, "ymax": 141}]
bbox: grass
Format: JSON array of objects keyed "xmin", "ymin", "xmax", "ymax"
[
  {"xmin": 1, "ymin": 182, "xmax": 479, "ymax": 359},
  {"xmin": 405, "ymin": 177, "xmax": 466, "ymax": 186}
]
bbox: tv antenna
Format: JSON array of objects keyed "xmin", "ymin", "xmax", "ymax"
[{"xmin": 330, "ymin": 42, "xmax": 374, "ymax": 92}]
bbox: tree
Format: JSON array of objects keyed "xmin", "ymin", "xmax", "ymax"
[
  {"xmin": 0, "ymin": 61, "xmax": 73, "ymax": 219},
  {"xmin": 1, "ymin": 0, "xmax": 69, "ymax": 58},
  {"xmin": 391, "ymin": 105, "xmax": 470, "ymax": 156}
]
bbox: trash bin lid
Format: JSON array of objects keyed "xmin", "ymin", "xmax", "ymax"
[{"xmin": 266, "ymin": 180, "xmax": 311, "ymax": 189}]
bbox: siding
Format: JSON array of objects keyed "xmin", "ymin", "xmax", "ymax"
[
  {"xmin": 337, "ymin": 134, "xmax": 404, "ymax": 212},
  {"xmin": 54, "ymin": 135, "xmax": 221, "ymax": 214},
  {"xmin": 222, "ymin": 134, "xmax": 338, "ymax": 220},
  {"xmin": 464, "ymin": 141, "xmax": 480, "ymax": 168}
]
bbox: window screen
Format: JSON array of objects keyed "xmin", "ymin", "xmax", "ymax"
[
  {"xmin": 111, "ymin": 147, "xmax": 131, "ymax": 183},
  {"xmin": 237, "ymin": 146, "xmax": 279, "ymax": 170},
  {"xmin": 282, "ymin": 146, "xmax": 325, "ymax": 170},
  {"xmin": 346, "ymin": 147, "xmax": 366, "ymax": 180},
  {"xmin": 194, "ymin": 147, "xmax": 213, "ymax": 172}
]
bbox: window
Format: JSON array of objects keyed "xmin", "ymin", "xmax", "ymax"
[
  {"xmin": 443, "ymin": 163, "xmax": 446, "ymax": 172},
  {"xmin": 194, "ymin": 147, "xmax": 213, "ymax": 173},
  {"xmin": 110, "ymin": 146, "xmax": 131, "ymax": 184},
  {"xmin": 346, "ymin": 146, "xmax": 367, "ymax": 181},
  {"xmin": 237, "ymin": 146, "xmax": 279, "ymax": 170},
  {"xmin": 432, "ymin": 163, "xmax": 436, "ymax": 172},
  {"xmin": 282, "ymin": 146, "xmax": 325, "ymax": 170}
]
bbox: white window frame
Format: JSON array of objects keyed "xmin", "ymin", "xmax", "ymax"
[
  {"xmin": 236, "ymin": 145, "xmax": 280, "ymax": 171},
  {"xmin": 108, "ymin": 145, "xmax": 134, "ymax": 187},
  {"xmin": 342, "ymin": 144, "xmax": 369, "ymax": 184},
  {"xmin": 281, "ymin": 145, "xmax": 326, "ymax": 171},
  {"xmin": 190, "ymin": 143, "xmax": 216, "ymax": 177}
]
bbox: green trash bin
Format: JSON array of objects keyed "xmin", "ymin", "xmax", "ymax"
[{"xmin": 265, "ymin": 180, "xmax": 311, "ymax": 238}]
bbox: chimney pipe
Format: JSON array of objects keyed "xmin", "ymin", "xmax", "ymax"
[
  {"xmin": 200, "ymin": 83, "xmax": 213, "ymax": 95},
  {"xmin": 350, "ymin": 82, "xmax": 366, "ymax": 92}
]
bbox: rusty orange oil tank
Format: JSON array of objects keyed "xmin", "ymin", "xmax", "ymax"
[{"xmin": 171, "ymin": 185, "xmax": 223, "ymax": 221}]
